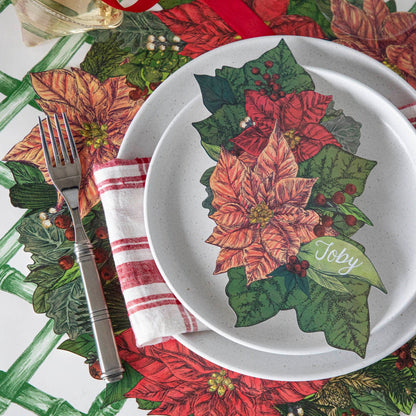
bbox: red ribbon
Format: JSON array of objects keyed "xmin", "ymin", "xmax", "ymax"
[
  {"xmin": 202, "ymin": 0, "xmax": 274, "ymax": 38},
  {"xmin": 100, "ymin": 0, "xmax": 274, "ymax": 39},
  {"xmin": 100, "ymin": 0, "xmax": 158, "ymax": 13}
]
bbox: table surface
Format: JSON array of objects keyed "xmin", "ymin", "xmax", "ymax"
[{"xmin": 1, "ymin": 0, "xmax": 416, "ymax": 415}]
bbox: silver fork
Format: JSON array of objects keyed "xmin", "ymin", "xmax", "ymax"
[{"xmin": 39, "ymin": 113, "xmax": 124, "ymax": 383}]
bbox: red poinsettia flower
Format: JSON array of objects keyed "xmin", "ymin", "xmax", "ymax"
[
  {"xmin": 242, "ymin": 0, "xmax": 289, "ymax": 23},
  {"xmin": 3, "ymin": 69, "xmax": 143, "ymax": 217},
  {"xmin": 232, "ymin": 90, "xmax": 340, "ymax": 163},
  {"xmin": 152, "ymin": 0, "xmax": 239, "ymax": 59},
  {"xmin": 331, "ymin": 0, "xmax": 416, "ymax": 88},
  {"xmin": 207, "ymin": 125, "xmax": 319, "ymax": 285},
  {"xmin": 116, "ymin": 329, "xmax": 328, "ymax": 416}
]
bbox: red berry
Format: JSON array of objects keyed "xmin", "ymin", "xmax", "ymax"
[
  {"xmin": 342, "ymin": 412, "xmax": 348, "ymax": 416},
  {"xmin": 313, "ymin": 224, "xmax": 326, "ymax": 237},
  {"xmin": 94, "ymin": 247, "xmax": 108, "ymax": 264},
  {"xmin": 270, "ymin": 93, "xmax": 279, "ymax": 101},
  {"xmin": 58, "ymin": 255, "xmax": 74, "ymax": 270},
  {"xmin": 272, "ymin": 83, "xmax": 281, "ymax": 92},
  {"xmin": 89, "ymin": 361, "xmax": 102, "ymax": 380},
  {"xmin": 149, "ymin": 82, "xmax": 161, "ymax": 91},
  {"xmin": 254, "ymin": 80, "xmax": 262, "ymax": 86},
  {"xmin": 264, "ymin": 60, "xmax": 273, "ymax": 68},
  {"xmin": 406, "ymin": 358, "xmax": 413, "ymax": 368},
  {"xmin": 65, "ymin": 227, "xmax": 75, "ymax": 241},
  {"xmin": 272, "ymin": 73, "xmax": 280, "ymax": 80},
  {"xmin": 392, "ymin": 349, "xmax": 400, "ymax": 356},
  {"xmin": 95, "ymin": 226, "xmax": 109, "ymax": 239},
  {"xmin": 299, "ymin": 269, "xmax": 307, "ymax": 278},
  {"xmin": 288, "ymin": 255, "xmax": 298, "ymax": 264},
  {"xmin": 251, "ymin": 67, "xmax": 260, "ymax": 74},
  {"xmin": 262, "ymin": 73, "xmax": 271, "ymax": 81},
  {"xmin": 286, "ymin": 263, "xmax": 294, "ymax": 272},
  {"xmin": 344, "ymin": 183, "xmax": 357, "ymax": 195},
  {"xmin": 314, "ymin": 193, "xmax": 326, "ymax": 206},
  {"xmin": 344, "ymin": 215, "xmax": 357, "ymax": 226},
  {"xmin": 321, "ymin": 215, "xmax": 333, "ymax": 227},
  {"xmin": 300, "ymin": 260, "xmax": 309, "ymax": 269},
  {"xmin": 399, "ymin": 350, "xmax": 409, "ymax": 360},
  {"xmin": 332, "ymin": 191, "xmax": 345, "ymax": 204},
  {"xmin": 55, "ymin": 214, "xmax": 71, "ymax": 229},
  {"xmin": 294, "ymin": 263, "xmax": 302, "ymax": 274},
  {"xmin": 259, "ymin": 88, "xmax": 267, "ymax": 95},
  {"xmin": 100, "ymin": 264, "xmax": 115, "ymax": 281},
  {"xmin": 396, "ymin": 359, "xmax": 406, "ymax": 370}
]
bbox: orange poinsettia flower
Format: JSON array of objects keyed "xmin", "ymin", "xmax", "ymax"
[
  {"xmin": 331, "ymin": 0, "xmax": 416, "ymax": 87},
  {"xmin": 3, "ymin": 68, "xmax": 143, "ymax": 217},
  {"xmin": 206, "ymin": 125, "xmax": 319, "ymax": 285}
]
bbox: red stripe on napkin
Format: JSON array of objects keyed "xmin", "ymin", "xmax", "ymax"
[
  {"xmin": 202, "ymin": 0, "xmax": 275, "ymax": 38},
  {"xmin": 93, "ymin": 158, "xmax": 206, "ymax": 346}
]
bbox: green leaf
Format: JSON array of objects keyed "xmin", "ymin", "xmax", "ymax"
[
  {"xmin": 350, "ymin": 389, "xmax": 399, "ymax": 416},
  {"xmin": 9, "ymin": 183, "xmax": 57, "ymax": 210},
  {"xmin": 159, "ymin": 0, "xmax": 193, "ymax": 8},
  {"xmin": 5, "ymin": 161, "xmax": 45, "ymax": 184},
  {"xmin": 200, "ymin": 166, "xmax": 215, "ymax": 187},
  {"xmin": 336, "ymin": 202, "xmax": 373, "ymax": 226},
  {"xmin": 25, "ymin": 264, "xmax": 65, "ymax": 290},
  {"xmin": 408, "ymin": 1, "xmax": 416, "ymax": 12},
  {"xmin": 298, "ymin": 237, "xmax": 386, "ymax": 293},
  {"xmin": 226, "ymin": 264, "xmax": 372, "ymax": 356},
  {"xmin": 287, "ymin": 0, "xmax": 335, "ymax": 39},
  {"xmin": 137, "ymin": 398, "xmax": 162, "ymax": 411},
  {"xmin": 306, "ymin": 267, "xmax": 349, "ymax": 293},
  {"xmin": 52, "ymin": 264, "xmax": 80, "ymax": 289},
  {"xmin": 46, "ymin": 278, "xmax": 91, "ymax": 339},
  {"xmin": 103, "ymin": 363, "xmax": 143, "ymax": 407},
  {"xmin": 194, "ymin": 74, "xmax": 237, "ymax": 113},
  {"xmin": 80, "ymin": 34, "xmax": 128, "ymax": 82},
  {"xmin": 58, "ymin": 334, "xmax": 96, "ymax": 358},
  {"xmin": 88, "ymin": 12, "xmax": 177, "ymax": 54},
  {"xmin": 321, "ymin": 106, "xmax": 362, "ymax": 154},
  {"xmin": 201, "ymin": 142, "xmax": 221, "ymax": 161},
  {"xmin": 386, "ymin": 0, "xmax": 397, "ymax": 12},
  {"xmin": 215, "ymin": 39, "xmax": 315, "ymax": 103},
  {"xmin": 192, "ymin": 103, "xmax": 246, "ymax": 147},
  {"xmin": 202, "ymin": 186, "xmax": 215, "ymax": 216},
  {"xmin": 298, "ymin": 145, "xmax": 377, "ymax": 202},
  {"xmin": 32, "ymin": 286, "xmax": 49, "ymax": 314},
  {"xmin": 17, "ymin": 212, "xmax": 73, "ymax": 270}
]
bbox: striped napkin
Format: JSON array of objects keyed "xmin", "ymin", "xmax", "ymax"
[{"xmin": 94, "ymin": 158, "xmax": 207, "ymax": 347}]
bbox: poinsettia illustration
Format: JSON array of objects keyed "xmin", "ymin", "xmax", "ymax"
[
  {"xmin": 152, "ymin": 0, "xmax": 239, "ymax": 59},
  {"xmin": 3, "ymin": 68, "xmax": 143, "ymax": 217},
  {"xmin": 331, "ymin": 0, "xmax": 416, "ymax": 87},
  {"xmin": 116, "ymin": 329, "xmax": 328, "ymax": 416},
  {"xmin": 207, "ymin": 124, "xmax": 319, "ymax": 285},
  {"xmin": 231, "ymin": 90, "xmax": 341, "ymax": 163}
]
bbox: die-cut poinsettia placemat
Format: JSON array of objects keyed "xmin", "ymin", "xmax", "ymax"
[{"xmin": 194, "ymin": 39, "xmax": 387, "ymax": 357}]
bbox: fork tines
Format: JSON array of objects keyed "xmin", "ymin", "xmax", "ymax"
[{"xmin": 39, "ymin": 113, "xmax": 79, "ymax": 167}]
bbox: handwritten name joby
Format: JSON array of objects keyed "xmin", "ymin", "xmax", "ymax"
[{"xmin": 313, "ymin": 239, "xmax": 363, "ymax": 275}]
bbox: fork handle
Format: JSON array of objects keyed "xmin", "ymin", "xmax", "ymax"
[{"xmin": 74, "ymin": 241, "xmax": 124, "ymax": 383}]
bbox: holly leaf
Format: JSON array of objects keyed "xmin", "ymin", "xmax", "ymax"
[
  {"xmin": 215, "ymin": 39, "xmax": 315, "ymax": 103},
  {"xmin": 16, "ymin": 212, "xmax": 72, "ymax": 270},
  {"xmin": 194, "ymin": 74, "xmax": 237, "ymax": 113},
  {"xmin": 298, "ymin": 237, "xmax": 386, "ymax": 293},
  {"xmin": 46, "ymin": 277, "xmax": 91, "ymax": 339},
  {"xmin": 192, "ymin": 103, "xmax": 246, "ymax": 149},
  {"xmin": 298, "ymin": 144, "xmax": 377, "ymax": 203},
  {"xmin": 226, "ymin": 265, "xmax": 372, "ymax": 356}
]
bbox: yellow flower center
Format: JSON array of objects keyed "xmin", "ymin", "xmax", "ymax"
[
  {"xmin": 207, "ymin": 369, "xmax": 235, "ymax": 397},
  {"xmin": 79, "ymin": 122, "xmax": 109, "ymax": 149},
  {"xmin": 249, "ymin": 201, "xmax": 273, "ymax": 228},
  {"xmin": 382, "ymin": 59, "xmax": 402, "ymax": 76},
  {"xmin": 284, "ymin": 128, "xmax": 302, "ymax": 150}
]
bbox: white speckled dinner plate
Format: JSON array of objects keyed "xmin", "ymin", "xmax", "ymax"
[{"xmin": 120, "ymin": 36, "xmax": 416, "ymax": 381}]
